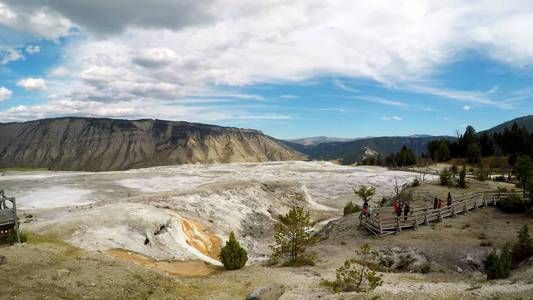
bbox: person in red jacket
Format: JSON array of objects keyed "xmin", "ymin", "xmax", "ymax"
[{"xmin": 393, "ymin": 199, "xmax": 402, "ymax": 217}]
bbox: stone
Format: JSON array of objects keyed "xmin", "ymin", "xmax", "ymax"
[
  {"xmin": 246, "ymin": 283, "xmax": 285, "ymax": 300},
  {"xmin": 0, "ymin": 255, "xmax": 6, "ymax": 265}
]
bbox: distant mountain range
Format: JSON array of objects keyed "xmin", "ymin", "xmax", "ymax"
[
  {"xmin": 1, "ymin": 115, "xmax": 531, "ymax": 171},
  {"xmin": 281, "ymin": 115, "xmax": 533, "ymax": 164},
  {"xmin": 281, "ymin": 135, "xmax": 454, "ymax": 164},
  {"xmin": 480, "ymin": 115, "xmax": 533, "ymax": 134},
  {"xmin": 0, "ymin": 117, "xmax": 303, "ymax": 171}
]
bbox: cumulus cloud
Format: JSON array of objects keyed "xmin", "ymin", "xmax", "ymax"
[
  {"xmin": 16, "ymin": 77, "xmax": 47, "ymax": 91},
  {"xmin": 1, "ymin": 0, "xmax": 214, "ymax": 35},
  {"xmin": 463, "ymin": 105, "xmax": 471, "ymax": 111},
  {"xmin": 1, "ymin": 1, "xmax": 533, "ymax": 121},
  {"xmin": 1, "ymin": 48, "xmax": 23, "ymax": 64},
  {"xmin": 132, "ymin": 47, "xmax": 178, "ymax": 68},
  {"xmin": 0, "ymin": 2, "xmax": 72, "ymax": 39},
  {"xmin": 0, "ymin": 86, "xmax": 12, "ymax": 101},
  {"xmin": 25, "ymin": 45, "xmax": 39, "ymax": 54}
]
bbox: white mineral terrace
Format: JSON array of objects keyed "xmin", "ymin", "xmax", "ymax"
[{"xmin": 1, "ymin": 161, "xmax": 432, "ymax": 263}]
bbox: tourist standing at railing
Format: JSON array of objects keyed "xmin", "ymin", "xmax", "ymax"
[
  {"xmin": 447, "ymin": 192, "xmax": 453, "ymax": 206},
  {"xmin": 393, "ymin": 199, "xmax": 402, "ymax": 217},
  {"xmin": 403, "ymin": 202, "xmax": 411, "ymax": 221},
  {"xmin": 433, "ymin": 197, "xmax": 438, "ymax": 209},
  {"xmin": 437, "ymin": 198, "xmax": 443, "ymax": 209}
]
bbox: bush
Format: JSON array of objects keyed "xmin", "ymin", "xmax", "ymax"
[
  {"xmin": 322, "ymin": 244, "xmax": 383, "ymax": 293},
  {"xmin": 219, "ymin": 232, "xmax": 248, "ymax": 270},
  {"xmin": 343, "ymin": 201, "xmax": 361, "ymax": 216},
  {"xmin": 440, "ymin": 168, "xmax": 452, "ymax": 186},
  {"xmin": 484, "ymin": 244, "xmax": 512, "ymax": 280},
  {"xmin": 411, "ymin": 178, "xmax": 421, "ymax": 187},
  {"xmin": 496, "ymin": 194, "xmax": 528, "ymax": 213},
  {"xmin": 419, "ymin": 263, "xmax": 431, "ymax": 273},
  {"xmin": 512, "ymin": 225, "xmax": 533, "ymax": 266}
]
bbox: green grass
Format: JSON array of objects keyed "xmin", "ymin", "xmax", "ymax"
[{"xmin": 0, "ymin": 167, "xmax": 49, "ymax": 172}]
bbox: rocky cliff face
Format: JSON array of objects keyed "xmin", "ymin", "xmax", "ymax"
[{"xmin": 0, "ymin": 117, "xmax": 304, "ymax": 171}]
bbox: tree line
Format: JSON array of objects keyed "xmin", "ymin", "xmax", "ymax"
[{"xmin": 427, "ymin": 123, "xmax": 533, "ymax": 165}]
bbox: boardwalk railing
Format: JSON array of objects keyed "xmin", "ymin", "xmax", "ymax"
[
  {"xmin": 360, "ymin": 191, "xmax": 523, "ymax": 236},
  {"xmin": 0, "ymin": 196, "xmax": 20, "ymax": 243}
]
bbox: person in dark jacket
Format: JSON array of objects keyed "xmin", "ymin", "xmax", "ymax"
[
  {"xmin": 403, "ymin": 202, "xmax": 410, "ymax": 221},
  {"xmin": 447, "ymin": 192, "xmax": 453, "ymax": 206},
  {"xmin": 433, "ymin": 197, "xmax": 438, "ymax": 209}
]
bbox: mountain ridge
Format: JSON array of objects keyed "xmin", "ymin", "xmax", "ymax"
[{"xmin": 0, "ymin": 117, "xmax": 303, "ymax": 171}]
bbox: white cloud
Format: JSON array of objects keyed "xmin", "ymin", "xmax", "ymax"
[
  {"xmin": 0, "ymin": 86, "xmax": 12, "ymax": 101},
  {"xmin": 382, "ymin": 116, "xmax": 403, "ymax": 121},
  {"xmin": 0, "ymin": 3, "xmax": 72, "ymax": 40},
  {"xmin": 16, "ymin": 78, "xmax": 47, "ymax": 91},
  {"xmin": 1, "ymin": 48, "xmax": 23, "ymax": 64},
  {"xmin": 357, "ymin": 96, "xmax": 407, "ymax": 107},
  {"xmin": 25, "ymin": 45, "xmax": 40, "ymax": 54},
  {"xmin": 463, "ymin": 105, "xmax": 471, "ymax": 111},
  {"xmin": 2, "ymin": 1, "xmax": 533, "ymax": 120}
]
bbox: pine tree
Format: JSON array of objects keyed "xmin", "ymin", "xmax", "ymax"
[
  {"xmin": 270, "ymin": 206, "xmax": 315, "ymax": 266},
  {"xmin": 512, "ymin": 225, "xmax": 533, "ymax": 265},
  {"xmin": 219, "ymin": 232, "xmax": 248, "ymax": 270},
  {"xmin": 353, "ymin": 186, "xmax": 376, "ymax": 203}
]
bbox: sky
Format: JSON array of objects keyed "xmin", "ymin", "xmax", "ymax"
[{"xmin": 0, "ymin": 1, "xmax": 533, "ymax": 139}]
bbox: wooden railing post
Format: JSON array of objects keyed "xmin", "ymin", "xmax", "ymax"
[
  {"xmin": 413, "ymin": 215, "xmax": 418, "ymax": 230},
  {"xmin": 396, "ymin": 217, "xmax": 401, "ymax": 233},
  {"xmin": 424, "ymin": 206, "xmax": 429, "ymax": 225},
  {"xmin": 438, "ymin": 208, "xmax": 443, "ymax": 222}
]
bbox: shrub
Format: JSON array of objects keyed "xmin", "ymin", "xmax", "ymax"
[
  {"xmin": 322, "ymin": 244, "xmax": 383, "ymax": 293},
  {"xmin": 458, "ymin": 166, "xmax": 467, "ymax": 188},
  {"xmin": 440, "ymin": 168, "xmax": 452, "ymax": 186},
  {"xmin": 343, "ymin": 201, "xmax": 361, "ymax": 216},
  {"xmin": 419, "ymin": 263, "xmax": 431, "ymax": 273},
  {"xmin": 496, "ymin": 194, "xmax": 528, "ymax": 213},
  {"xmin": 484, "ymin": 244, "xmax": 512, "ymax": 280},
  {"xmin": 219, "ymin": 232, "xmax": 248, "ymax": 270},
  {"xmin": 270, "ymin": 206, "xmax": 316, "ymax": 266},
  {"xmin": 512, "ymin": 225, "xmax": 533, "ymax": 266},
  {"xmin": 411, "ymin": 178, "xmax": 421, "ymax": 187}
]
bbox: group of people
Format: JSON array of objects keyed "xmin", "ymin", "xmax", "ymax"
[
  {"xmin": 433, "ymin": 192, "xmax": 453, "ymax": 209},
  {"xmin": 392, "ymin": 198, "xmax": 411, "ymax": 221},
  {"xmin": 391, "ymin": 192, "xmax": 454, "ymax": 221}
]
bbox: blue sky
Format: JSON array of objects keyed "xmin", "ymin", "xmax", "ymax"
[{"xmin": 1, "ymin": 1, "xmax": 533, "ymax": 139}]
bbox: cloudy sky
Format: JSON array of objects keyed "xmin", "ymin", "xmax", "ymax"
[{"xmin": 0, "ymin": 1, "xmax": 532, "ymax": 138}]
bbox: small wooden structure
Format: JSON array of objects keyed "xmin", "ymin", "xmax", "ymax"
[
  {"xmin": 0, "ymin": 190, "xmax": 20, "ymax": 243},
  {"xmin": 360, "ymin": 191, "xmax": 523, "ymax": 236}
]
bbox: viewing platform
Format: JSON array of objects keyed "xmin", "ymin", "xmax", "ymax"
[
  {"xmin": 360, "ymin": 191, "xmax": 524, "ymax": 236},
  {"xmin": 0, "ymin": 190, "xmax": 20, "ymax": 243}
]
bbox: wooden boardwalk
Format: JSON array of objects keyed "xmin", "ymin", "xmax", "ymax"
[
  {"xmin": 0, "ymin": 194, "xmax": 20, "ymax": 243},
  {"xmin": 360, "ymin": 191, "xmax": 523, "ymax": 236}
]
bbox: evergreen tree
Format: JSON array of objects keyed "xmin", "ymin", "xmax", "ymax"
[
  {"xmin": 219, "ymin": 232, "xmax": 248, "ymax": 270},
  {"xmin": 484, "ymin": 244, "xmax": 512, "ymax": 280},
  {"xmin": 353, "ymin": 185, "xmax": 376, "ymax": 203},
  {"xmin": 512, "ymin": 225, "xmax": 533, "ymax": 266},
  {"xmin": 270, "ymin": 206, "xmax": 315, "ymax": 266},
  {"xmin": 514, "ymin": 155, "xmax": 533, "ymax": 198}
]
